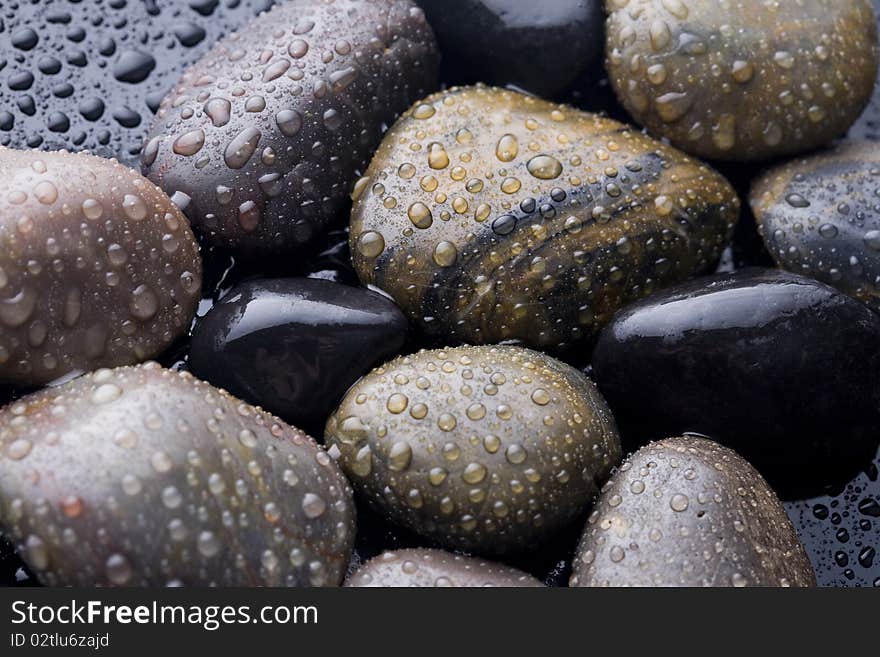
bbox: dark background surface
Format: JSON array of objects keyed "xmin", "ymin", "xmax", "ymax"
[{"xmin": 0, "ymin": 0, "xmax": 877, "ymax": 587}]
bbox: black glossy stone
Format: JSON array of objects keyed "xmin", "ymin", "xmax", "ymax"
[
  {"xmin": 591, "ymin": 268, "xmax": 880, "ymax": 490},
  {"xmin": 189, "ymin": 278, "xmax": 409, "ymax": 428},
  {"xmin": 416, "ymin": 0, "xmax": 603, "ymax": 97}
]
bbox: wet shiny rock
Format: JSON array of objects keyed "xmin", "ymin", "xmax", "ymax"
[
  {"xmin": 416, "ymin": 0, "xmax": 603, "ymax": 97},
  {"xmin": 0, "ymin": 0, "xmax": 279, "ymax": 166},
  {"xmin": 0, "ymin": 363, "xmax": 355, "ymax": 586},
  {"xmin": 189, "ymin": 278, "xmax": 409, "ymax": 427},
  {"xmin": 606, "ymin": 0, "xmax": 878, "ymax": 161},
  {"xmin": 325, "ymin": 345, "xmax": 621, "ymax": 555},
  {"xmin": 345, "ymin": 548, "xmax": 543, "ymax": 587},
  {"xmin": 0, "ymin": 147, "xmax": 202, "ymax": 386},
  {"xmin": 751, "ymin": 140, "xmax": 880, "ymax": 309},
  {"xmin": 569, "ymin": 436, "xmax": 816, "ymax": 587},
  {"xmin": 590, "ymin": 268, "xmax": 880, "ymax": 481},
  {"xmin": 350, "ymin": 85, "xmax": 739, "ymax": 349},
  {"xmin": 141, "ymin": 0, "xmax": 440, "ymax": 255}
]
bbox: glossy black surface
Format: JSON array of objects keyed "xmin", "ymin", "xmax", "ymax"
[
  {"xmin": 591, "ymin": 268, "xmax": 880, "ymax": 492},
  {"xmin": 0, "ymin": 0, "xmax": 277, "ymax": 166},
  {"xmin": 189, "ymin": 278, "xmax": 409, "ymax": 428},
  {"xmin": 416, "ymin": 0, "xmax": 602, "ymax": 97}
]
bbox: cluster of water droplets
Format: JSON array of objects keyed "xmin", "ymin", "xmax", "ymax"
[{"xmin": 0, "ymin": 0, "xmax": 278, "ymax": 165}]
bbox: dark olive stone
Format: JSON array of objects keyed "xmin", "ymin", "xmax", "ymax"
[
  {"xmin": 350, "ymin": 86, "xmax": 739, "ymax": 350},
  {"xmin": 570, "ymin": 436, "xmax": 816, "ymax": 587},
  {"xmin": 0, "ymin": 147, "xmax": 202, "ymax": 386},
  {"xmin": 606, "ymin": 0, "xmax": 878, "ymax": 161},
  {"xmin": 0, "ymin": 363, "xmax": 355, "ymax": 586},
  {"xmin": 189, "ymin": 278, "xmax": 409, "ymax": 427},
  {"xmin": 751, "ymin": 140, "xmax": 880, "ymax": 310},
  {"xmin": 590, "ymin": 268, "xmax": 880, "ymax": 485},
  {"xmin": 416, "ymin": 0, "xmax": 603, "ymax": 97},
  {"xmin": 0, "ymin": 0, "xmax": 279, "ymax": 166},
  {"xmin": 141, "ymin": 0, "xmax": 439, "ymax": 255},
  {"xmin": 326, "ymin": 345, "xmax": 621, "ymax": 555},
  {"xmin": 345, "ymin": 548, "xmax": 543, "ymax": 587}
]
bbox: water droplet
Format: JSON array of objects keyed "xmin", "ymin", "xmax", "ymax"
[
  {"xmin": 785, "ymin": 193, "xmax": 810, "ymax": 208},
  {"xmin": 670, "ymin": 493, "xmax": 689, "ymax": 512},
  {"xmin": 204, "ymin": 98, "xmax": 231, "ymax": 127},
  {"xmin": 462, "ymin": 462, "xmax": 487, "ymax": 484},
  {"xmin": 526, "ymin": 155, "xmax": 562, "ymax": 180},
  {"xmin": 7, "ymin": 438, "xmax": 33, "ymax": 460},
  {"xmin": 302, "ymin": 493, "xmax": 326, "ymax": 519},
  {"xmin": 224, "ymin": 127, "xmax": 261, "ymax": 169},
  {"xmin": 357, "ymin": 231, "xmax": 385, "ymax": 258},
  {"xmin": 130, "ymin": 285, "xmax": 159, "ymax": 321},
  {"xmin": 407, "ymin": 202, "xmax": 433, "ymax": 229},
  {"xmin": 427, "ymin": 142, "xmax": 450, "ymax": 169},
  {"xmin": 173, "ymin": 129, "xmax": 205, "ymax": 156},
  {"xmin": 495, "ymin": 134, "xmax": 519, "ymax": 162},
  {"xmin": 92, "ymin": 383, "xmax": 122, "ymax": 404},
  {"xmin": 381, "ymin": 391, "xmax": 407, "ymax": 414},
  {"xmin": 122, "ymin": 194, "xmax": 148, "ymax": 221},
  {"xmin": 197, "ymin": 530, "xmax": 220, "ymax": 557},
  {"xmin": 433, "ymin": 241, "xmax": 457, "ymax": 267},
  {"xmin": 413, "ymin": 103, "xmax": 436, "ymax": 119},
  {"xmin": 389, "ymin": 441, "xmax": 413, "ymax": 471}
]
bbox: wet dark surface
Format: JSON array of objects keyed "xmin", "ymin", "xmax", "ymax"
[{"xmin": 0, "ymin": 0, "xmax": 878, "ymax": 587}]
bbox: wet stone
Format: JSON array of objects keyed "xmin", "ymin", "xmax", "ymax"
[
  {"xmin": 141, "ymin": 0, "xmax": 440, "ymax": 255},
  {"xmin": 0, "ymin": 363, "xmax": 355, "ymax": 587},
  {"xmin": 325, "ymin": 344, "xmax": 621, "ymax": 555},
  {"xmin": 590, "ymin": 268, "xmax": 880, "ymax": 486},
  {"xmin": 751, "ymin": 140, "xmax": 880, "ymax": 310},
  {"xmin": 570, "ymin": 436, "xmax": 816, "ymax": 587},
  {"xmin": 350, "ymin": 85, "xmax": 739, "ymax": 350},
  {"xmin": 606, "ymin": 0, "xmax": 878, "ymax": 161},
  {"xmin": 0, "ymin": 147, "xmax": 201, "ymax": 386}
]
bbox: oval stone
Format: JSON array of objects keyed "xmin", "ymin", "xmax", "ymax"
[
  {"xmin": 590, "ymin": 268, "xmax": 880, "ymax": 481},
  {"xmin": 189, "ymin": 278, "xmax": 409, "ymax": 427},
  {"xmin": 751, "ymin": 140, "xmax": 880, "ymax": 309},
  {"xmin": 0, "ymin": 147, "xmax": 201, "ymax": 386},
  {"xmin": 606, "ymin": 0, "xmax": 878, "ymax": 161},
  {"xmin": 0, "ymin": 363, "xmax": 355, "ymax": 586},
  {"xmin": 141, "ymin": 0, "xmax": 439, "ymax": 255},
  {"xmin": 350, "ymin": 85, "xmax": 739, "ymax": 349},
  {"xmin": 570, "ymin": 436, "xmax": 816, "ymax": 587},
  {"xmin": 325, "ymin": 344, "xmax": 621, "ymax": 555}
]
